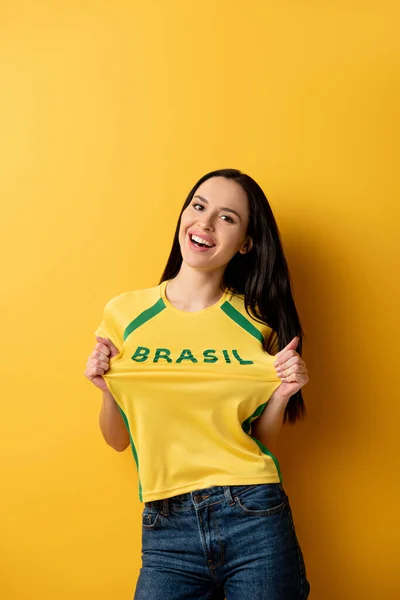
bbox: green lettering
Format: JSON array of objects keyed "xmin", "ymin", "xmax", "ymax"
[
  {"xmin": 176, "ymin": 349, "xmax": 198, "ymax": 363},
  {"xmin": 131, "ymin": 346, "xmax": 150, "ymax": 362},
  {"xmin": 153, "ymin": 348, "xmax": 172, "ymax": 363},
  {"xmin": 222, "ymin": 350, "xmax": 231, "ymax": 363},
  {"xmin": 232, "ymin": 349, "xmax": 254, "ymax": 364},
  {"xmin": 203, "ymin": 349, "xmax": 218, "ymax": 363}
]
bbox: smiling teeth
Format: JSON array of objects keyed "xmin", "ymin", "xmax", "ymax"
[{"xmin": 191, "ymin": 234, "xmax": 214, "ymax": 247}]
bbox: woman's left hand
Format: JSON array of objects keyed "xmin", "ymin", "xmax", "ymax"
[{"xmin": 272, "ymin": 336, "xmax": 309, "ymax": 401}]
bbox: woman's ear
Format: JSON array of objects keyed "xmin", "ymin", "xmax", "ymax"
[{"xmin": 239, "ymin": 237, "xmax": 253, "ymax": 254}]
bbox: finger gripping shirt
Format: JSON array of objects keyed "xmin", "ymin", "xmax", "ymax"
[{"xmin": 94, "ymin": 279, "xmax": 283, "ymax": 503}]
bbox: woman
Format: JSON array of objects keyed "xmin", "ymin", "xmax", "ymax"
[{"xmin": 85, "ymin": 168, "xmax": 310, "ymax": 599}]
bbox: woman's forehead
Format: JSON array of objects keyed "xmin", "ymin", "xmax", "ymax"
[{"xmin": 195, "ymin": 177, "xmax": 248, "ymax": 208}]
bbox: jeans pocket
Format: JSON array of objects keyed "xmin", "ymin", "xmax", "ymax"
[
  {"xmin": 142, "ymin": 503, "xmax": 161, "ymax": 530},
  {"xmin": 232, "ymin": 483, "xmax": 287, "ymax": 516}
]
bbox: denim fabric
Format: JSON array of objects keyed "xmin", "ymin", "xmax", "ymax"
[{"xmin": 134, "ymin": 483, "xmax": 310, "ymax": 599}]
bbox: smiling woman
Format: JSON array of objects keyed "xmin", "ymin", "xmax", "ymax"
[
  {"xmin": 88, "ymin": 168, "xmax": 310, "ymax": 599},
  {"xmin": 175, "ymin": 176, "xmax": 253, "ymax": 275}
]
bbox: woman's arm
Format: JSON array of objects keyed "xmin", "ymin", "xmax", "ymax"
[
  {"xmin": 250, "ymin": 393, "xmax": 290, "ymax": 455},
  {"xmin": 99, "ymin": 389, "xmax": 130, "ymax": 452}
]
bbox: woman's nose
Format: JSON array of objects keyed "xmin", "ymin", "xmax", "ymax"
[{"xmin": 197, "ymin": 217, "xmax": 214, "ymax": 230}]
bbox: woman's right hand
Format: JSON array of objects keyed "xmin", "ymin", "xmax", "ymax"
[{"xmin": 84, "ymin": 336, "xmax": 120, "ymax": 392}]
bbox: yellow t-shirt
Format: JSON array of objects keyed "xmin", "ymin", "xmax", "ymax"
[{"xmin": 94, "ymin": 279, "xmax": 283, "ymax": 502}]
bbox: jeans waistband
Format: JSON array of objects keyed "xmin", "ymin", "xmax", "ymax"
[{"xmin": 147, "ymin": 484, "xmax": 249, "ymax": 515}]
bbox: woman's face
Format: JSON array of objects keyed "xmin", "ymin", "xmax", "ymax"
[{"xmin": 178, "ymin": 176, "xmax": 252, "ymax": 272}]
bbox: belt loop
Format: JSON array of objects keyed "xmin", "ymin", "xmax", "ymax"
[
  {"xmin": 162, "ymin": 497, "xmax": 169, "ymax": 516},
  {"xmin": 224, "ymin": 485, "xmax": 236, "ymax": 507}
]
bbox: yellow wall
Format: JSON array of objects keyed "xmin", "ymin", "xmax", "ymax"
[{"xmin": 1, "ymin": 1, "xmax": 398, "ymax": 598}]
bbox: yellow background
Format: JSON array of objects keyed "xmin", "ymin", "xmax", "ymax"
[{"xmin": 1, "ymin": 1, "xmax": 399, "ymax": 598}]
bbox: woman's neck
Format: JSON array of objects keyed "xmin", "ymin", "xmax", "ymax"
[{"xmin": 165, "ymin": 266, "xmax": 226, "ymax": 312}]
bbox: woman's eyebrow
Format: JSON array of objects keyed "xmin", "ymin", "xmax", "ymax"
[{"xmin": 193, "ymin": 195, "xmax": 241, "ymax": 220}]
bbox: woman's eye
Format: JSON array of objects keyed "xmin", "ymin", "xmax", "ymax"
[{"xmin": 192, "ymin": 203, "xmax": 234, "ymax": 223}]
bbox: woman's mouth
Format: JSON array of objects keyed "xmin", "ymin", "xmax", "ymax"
[{"xmin": 187, "ymin": 232, "xmax": 216, "ymax": 252}]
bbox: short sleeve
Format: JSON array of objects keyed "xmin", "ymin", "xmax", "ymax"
[{"xmin": 94, "ymin": 299, "xmax": 123, "ymax": 354}]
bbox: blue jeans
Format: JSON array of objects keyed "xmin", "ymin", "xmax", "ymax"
[{"xmin": 134, "ymin": 483, "xmax": 310, "ymax": 599}]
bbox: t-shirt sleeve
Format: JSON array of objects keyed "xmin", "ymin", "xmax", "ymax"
[{"xmin": 94, "ymin": 298, "xmax": 123, "ymax": 354}]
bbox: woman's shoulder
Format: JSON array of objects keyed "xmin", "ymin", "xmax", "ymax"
[
  {"xmin": 226, "ymin": 292, "xmax": 276, "ymax": 343},
  {"xmin": 101, "ymin": 282, "xmax": 162, "ymax": 312}
]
